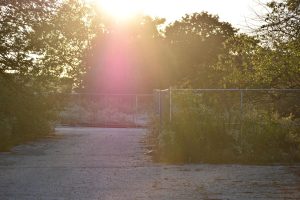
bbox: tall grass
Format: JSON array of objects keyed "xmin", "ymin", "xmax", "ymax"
[{"xmin": 150, "ymin": 91, "xmax": 300, "ymax": 164}]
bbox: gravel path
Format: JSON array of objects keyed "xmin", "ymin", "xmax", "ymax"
[{"xmin": 0, "ymin": 127, "xmax": 299, "ymax": 200}]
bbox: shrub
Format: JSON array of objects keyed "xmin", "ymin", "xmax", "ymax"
[
  {"xmin": 0, "ymin": 76, "xmax": 56, "ymax": 151},
  {"xmin": 151, "ymin": 92, "xmax": 300, "ymax": 164},
  {"xmin": 240, "ymin": 111, "xmax": 300, "ymax": 163}
]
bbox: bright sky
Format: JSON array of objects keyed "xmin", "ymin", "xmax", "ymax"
[{"xmin": 88, "ymin": 0, "xmax": 269, "ymax": 30}]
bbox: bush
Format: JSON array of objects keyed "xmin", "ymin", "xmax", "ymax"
[
  {"xmin": 151, "ymin": 92, "xmax": 300, "ymax": 164},
  {"xmin": 0, "ymin": 76, "xmax": 56, "ymax": 151},
  {"xmin": 240, "ymin": 111, "xmax": 300, "ymax": 163}
]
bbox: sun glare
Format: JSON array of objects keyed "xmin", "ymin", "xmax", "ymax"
[
  {"xmin": 85, "ymin": 0, "xmax": 269, "ymax": 30},
  {"xmin": 96, "ymin": 0, "xmax": 143, "ymax": 21}
]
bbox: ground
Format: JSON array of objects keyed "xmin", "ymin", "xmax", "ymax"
[{"xmin": 0, "ymin": 127, "xmax": 299, "ymax": 200}]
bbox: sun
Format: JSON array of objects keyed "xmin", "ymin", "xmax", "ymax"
[
  {"xmin": 88, "ymin": 0, "xmax": 181, "ymax": 23},
  {"xmin": 95, "ymin": 0, "xmax": 143, "ymax": 21}
]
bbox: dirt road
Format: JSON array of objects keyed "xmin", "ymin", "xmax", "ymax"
[{"xmin": 0, "ymin": 127, "xmax": 299, "ymax": 200}]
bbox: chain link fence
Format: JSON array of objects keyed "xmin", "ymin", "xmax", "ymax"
[
  {"xmin": 154, "ymin": 88, "xmax": 300, "ymax": 133},
  {"xmin": 56, "ymin": 89, "xmax": 299, "ymax": 130},
  {"xmin": 57, "ymin": 93, "xmax": 154, "ymax": 127},
  {"xmin": 151, "ymin": 88, "xmax": 300, "ymax": 163}
]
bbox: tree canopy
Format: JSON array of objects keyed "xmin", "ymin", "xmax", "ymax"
[
  {"xmin": 164, "ymin": 12, "xmax": 236, "ymax": 87},
  {"xmin": 0, "ymin": 0, "xmax": 95, "ymax": 147}
]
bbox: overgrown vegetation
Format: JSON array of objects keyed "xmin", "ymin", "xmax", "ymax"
[
  {"xmin": 0, "ymin": 75, "xmax": 57, "ymax": 150},
  {"xmin": 147, "ymin": 0, "xmax": 300, "ymax": 164},
  {"xmin": 0, "ymin": 0, "xmax": 95, "ymax": 150},
  {"xmin": 150, "ymin": 92, "xmax": 300, "ymax": 164}
]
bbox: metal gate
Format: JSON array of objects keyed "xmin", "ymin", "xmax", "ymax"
[{"xmin": 58, "ymin": 93, "xmax": 154, "ymax": 128}]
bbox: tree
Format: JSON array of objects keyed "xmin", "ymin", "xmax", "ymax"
[
  {"xmin": 164, "ymin": 12, "xmax": 236, "ymax": 87},
  {"xmin": 0, "ymin": 0, "xmax": 56, "ymax": 76},
  {"xmin": 0, "ymin": 0, "xmax": 98, "ymax": 90},
  {"xmin": 259, "ymin": 0, "xmax": 300, "ymax": 45},
  {"xmin": 257, "ymin": 0, "xmax": 300, "ymax": 88},
  {"xmin": 82, "ymin": 16, "xmax": 166, "ymax": 93},
  {"xmin": 211, "ymin": 34, "xmax": 260, "ymax": 88},
  {"xmin": 0, "ymin": 0, "xmax": 96, "ymax": 149},
  {"xmin": 0, "ymin": 0, "xmax": 55, "ymax": 143},
  {"xmin": 211, "ymin": 0, "xmax": 300, "ymax": 117},
  {"xmin": 213, "ymin": 0, "xmax": 300, "ymax": 89}
]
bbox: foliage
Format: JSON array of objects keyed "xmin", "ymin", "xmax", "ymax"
[
  {"xmin": 257, "ymin": 0, "xmax": 300, "ymax": 89},
  {"xmin": 31, "ymin": 0, "xmax": 100, "ymax": 89},
  {"xmin": 259, "ymin": 0, "xmax": 300, "ymax": 44},
  {"xmin": 0, "ymin": 0, "xmax": 95, "ymax": 150},
  {"xmin": 210, "ymin": 0, "xmax": 300, "ymax": 118},
  {"xmin": 240, "ymin": 108, "xmax": 300, "ymax": 163},
  {"xmin": 213, "ymin": 34, "xmax": 300, "ymax": 89},
  {"xmin": 0, "ymin": 74, "xmax": 56, "ymax": 150},
  {"xmin": 164, "ymin": 12, "xmax": 236, "ymax": 87},
  {"xmin": 82, "ymin": 15, "xmax": 166, "ymax": 92},
  {"xmin": 153, "ymin": 92, "xmax": 300, "ymax": 164}
]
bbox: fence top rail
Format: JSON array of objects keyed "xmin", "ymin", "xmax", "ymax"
[
  {"xmin": 50, "ymin": 93, "xmax": 154, "ymax": 96},
  {"xmin": 159, "ymin": 88, "xmax": 300, "ymax": 92},
  {"xmin": 156, "ymin": 89, "xmax": 170, "ymax": 92}
]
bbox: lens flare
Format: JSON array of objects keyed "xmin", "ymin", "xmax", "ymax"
[{"xmin": 97, "ymin": 0, "xmax": 142, "ymax": 21}]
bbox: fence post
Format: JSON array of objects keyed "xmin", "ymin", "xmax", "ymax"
[
  {"xmin": 104, "ymin": 94, "xmax": 107, "ymax": 128},
  {"xmin": 240, "ymin": 90, "xmax": 244, "ymax": 146},
  {"xmin": 78, "ymin": 93, "xmax": 82, "ymax": 125},
  {"xmin": 93, "ymin": 96, "xmax": 96, "ymax": 126},
  {"xmin": 159, "ymin": 90, "xmax": 162, "ymax": 134},
  {"xmin": 169, "ymin": 87, "xmax": 172, "ymax": 122},
  {"xmin": 158, "ymin": 90, "xmax": 161, "ymax": 115},
  {"xmin": 135, "ymin": 95, "xmax": 138, "ymax": 128}
]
